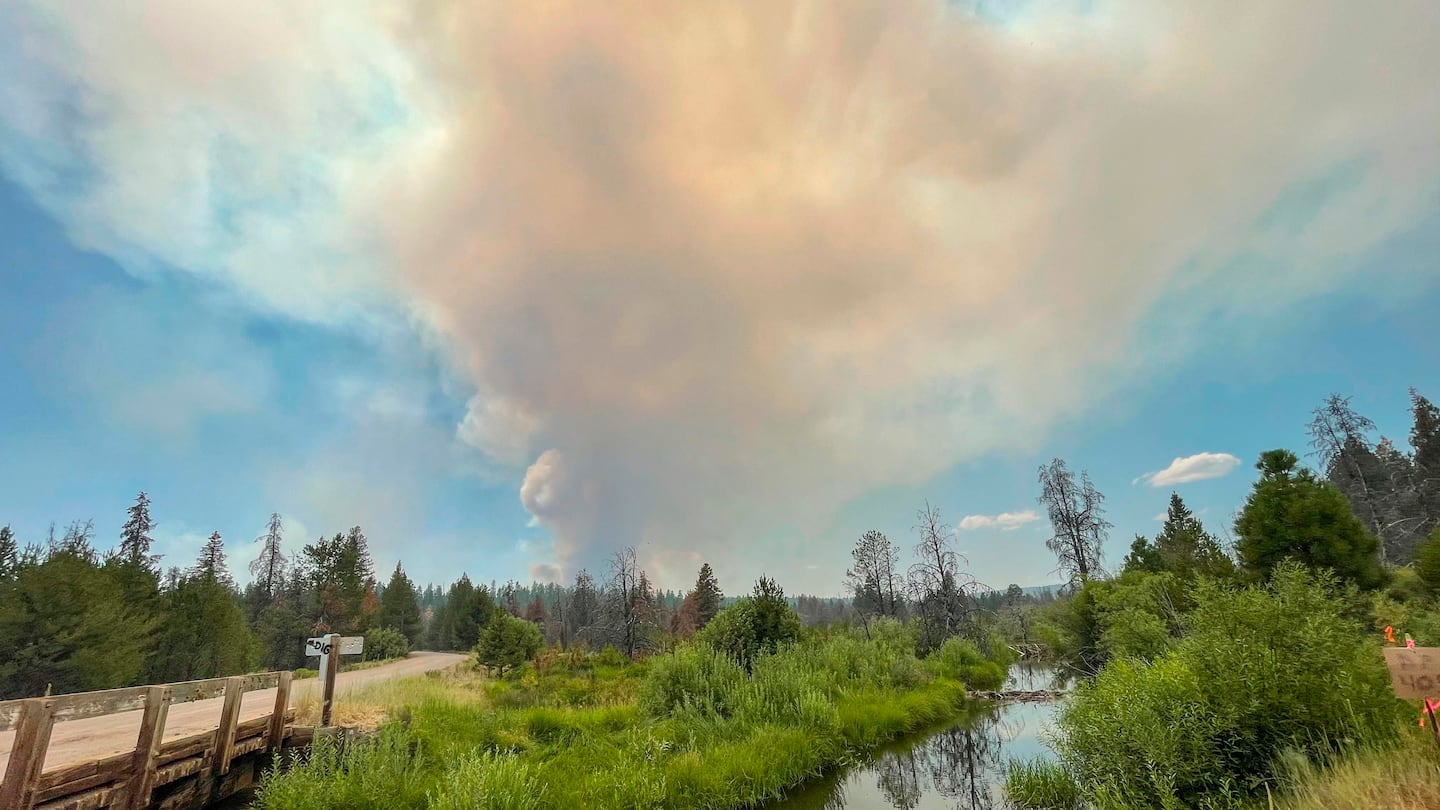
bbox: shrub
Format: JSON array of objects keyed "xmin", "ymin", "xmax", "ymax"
[
  {"xmin": 1414, "ymin": 528, "xmax": 1440, "ymax": 596},
  {"xmin": 1009, "ymin": 564, "xmax": 1402, "ymax": 808},
  {"xmin": 364, "ymin": 627, "xmax": 410, "ymax": 662},
  {"xmin": 255, "ymin": 726, "xmax": 430, "ymax": 810},
  {"xmin": 476, "ymin": 614, "xmax": 543, "ymax": 676},
  {"xmin": 694, "ymin": 578, "xmax": 801, "ymax": 670},
  {"xmin": 638, "ymin": 643, "xmax": 745, "ymax": 718},
  {"xmin": 429, "ymin": 750, "xmax": 548, "ymax": 810}
]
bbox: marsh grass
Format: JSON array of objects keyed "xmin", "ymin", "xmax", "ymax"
[
  {"xmin": 1265, "ymin": 729, "xmax": 1440, "ymax": 810},
  {"xmin": 257, "ymin": 632, "xmax": 999, "ymax": 809}
]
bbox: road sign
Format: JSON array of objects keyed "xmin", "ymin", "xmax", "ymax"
[{"xmin": 304, "ymin": 636, "xmax": 364, "ymax": 657}]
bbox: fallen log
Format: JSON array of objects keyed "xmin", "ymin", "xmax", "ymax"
[{"xmin": 969, "ymin": 689, "xmax": 1066, "ymax": 702}]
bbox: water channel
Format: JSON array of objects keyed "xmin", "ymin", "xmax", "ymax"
[{"xmin": 767, "ymin": 663, "xmax": 1062, "ymax": 810}]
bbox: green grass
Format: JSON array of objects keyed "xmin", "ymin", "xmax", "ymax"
[{"xmin": 255, "ymin": 634, "xmax": 998, "ymax": 810}]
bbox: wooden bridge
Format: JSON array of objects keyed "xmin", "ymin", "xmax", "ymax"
[{"xmin": 0, "ymin": 671, "xmax": 313, "ymax": 810}]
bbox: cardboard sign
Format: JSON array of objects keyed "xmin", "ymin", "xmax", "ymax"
[{"xmin": 1383, "ymin": 646, "xmax": 1440, "ymax": 699}]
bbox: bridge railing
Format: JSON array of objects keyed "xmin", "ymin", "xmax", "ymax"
[{"xmin": 0, "ymin": 671, "xmax": 293, "ymax": 810}]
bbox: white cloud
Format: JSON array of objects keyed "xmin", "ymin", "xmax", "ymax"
[
  {"xmin": 1135, "ymin": 452, "xmax": 1243, "ymax": 488},
  {"xmin": 1154, "ymin": 512, "xmax": 1167, "ymax": 522},
  {"xmin": 959, "ymin": 510, "xmax": 1041, "ymax": 531}
]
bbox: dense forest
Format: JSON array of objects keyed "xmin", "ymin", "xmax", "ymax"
[{"xmin": 1, "ymin": 387, "xmax": 1434, "ymax": 705}]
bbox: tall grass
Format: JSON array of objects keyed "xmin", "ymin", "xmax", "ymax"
[{"xmin": 257, "ymin": 629, "xmax": 1006, "ymax": 809}]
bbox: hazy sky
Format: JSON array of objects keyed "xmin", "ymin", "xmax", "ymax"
[{"xmin": 1, "ymin": 0, "xmax": 1438, "ymax": 594}]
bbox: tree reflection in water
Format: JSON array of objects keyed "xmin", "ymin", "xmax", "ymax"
[{"xmin": 767, "ymin": 694, "xmax": 1054, "ymax": 810}]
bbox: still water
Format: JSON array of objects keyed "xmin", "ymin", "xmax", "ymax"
[{"xmin": 767, "ymin": 663, "xmax": 1061, "ymax": 810}]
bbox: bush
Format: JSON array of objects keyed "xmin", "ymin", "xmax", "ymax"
[
  {"xmin": 364, "ymin": 627, "xmax": 410, "ymax": 662},
  {"xmin": 476, "ymin": 614, "xmax": 544, "ymax": 676},
  {"xmin": 1414, "ymin": 528, "xmax": 1440, "ymax": 596},
  {"xmin": 638, "ymin": 643, "xmax": 745, "ymax": 718},
  {"xmin": 1010, "ymin": 564, "xmax": 1402, "ymax": 808},
  {"xmin": 925, "ymin": 637, "xmax": 1006, "ymax": 690},
  {"xmin": 429, "ymin": 750, "xmax": 547, "ymax": 810},
  {"xmin": 694, "ymin": 577, "xmax": 801, "ymax": 670}
]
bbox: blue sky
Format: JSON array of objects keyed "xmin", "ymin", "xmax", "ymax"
[{"xmin": 1, "ymin": 1, "xmax": 1438, "ymax": 594}]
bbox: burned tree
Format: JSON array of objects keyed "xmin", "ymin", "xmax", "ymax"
[
  {"xmin": 907, "ymin": 502, "xmax": 976, "ymax": 654},
  {"xmin": 597, "ymin": 546, "xmax": 658, "ymax": 659},
  {"xmin": 1037, "ymin": 458, "xmax": 1109, "ymax": 582}
]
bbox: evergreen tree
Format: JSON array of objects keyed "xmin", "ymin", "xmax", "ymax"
[
  {"xmin": 1235, "ymin": 449, "xmax": 1383, "ymax": 589},
  {"xmin": 1153, "ymin": 492, "xmax": 1234, "ymax": 580},
  {"xmin": 475, "ymin": 613, "xmax": 543, "ymax": 676},
  {"xmin": 692, "ymin": 563, "xmax": 724, "ymax": 628},
  {"xmin": 569, "ymin": 570, "xmax": 600, "ymax": 641},
  {"xmin": 118, "ymin": 491, "xmax": 160, "ymax": 573},
  {"xmin": 0, "ymin": 525, "xmax": 18, "ymax": 582},
  {"xmin": 1412, "ymin": 388, "xmax": 1440, "ymax": 477},
  {"xmin": 1414, "ymin": 527, "xmax": 1440, "ymax": 596},
  {"xmin": 845, "ymin": 532, "xmax": 902, "ymax": 620},
  {"xmin": 192, "ymin": 531, "xmax": 234, "ymax": 588},
  {"xmin": 0, "ymin": 541, "xmax": 155, "ymax": 698},
  {"xmin": 378, "ymin": 562, "xmax": 423, "ymax": 644},
  {"xmin": 1121, "ymin": 534, "xmax": 1164, "ymax": 574}
]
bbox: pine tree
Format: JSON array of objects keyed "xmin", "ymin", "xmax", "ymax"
[
  {"xmin": 1121, "ymin": 534, "xmax": 1164, "ymax": 574},
  {"xmin": 118, "ymin": 492, "xmax": 160, "ymax": 573},
  {"xmin": 1235, "ymin": 449, "xmax": 1383, "ymax": 588},
  {"xmin": 378, "ymin": 562, "xmax": 423, "ymax": 644},
  {"xmin": 1153, "ymin": 492, "xmax": 1233, "ymax": 579},
  {"xmin": 0, "ymin": 525, "xmax": 17, "ymax": 581},
  {"xmin": 192, "ymin": 532, "xmax": 234, "ymax": 588},
  {"xmin": 1412, "ymin": 388, "xmax": 1440, "ymax": 477},
  {"xmin": 691, "ymin": 563, "xmax": 724, "ymax": 628},
  {"xmin": 569, "ymin": 570, "xmax": 599, "ymax": 642}
]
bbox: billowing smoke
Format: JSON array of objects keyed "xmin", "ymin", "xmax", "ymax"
[{"xmin": 3, "ymin": 1, "xmax": 1438, "ymax": 587}]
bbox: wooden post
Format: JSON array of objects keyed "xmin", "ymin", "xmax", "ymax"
[
  {"xmin": 212, "ymin": 677, "xmax": 246, "ymax": 777},
  {"xmin": 267, "ymin": 671, "xmax": 292, "ymax": 755},
  {"xmin": 126, "ymin": 686, "xmax": 171, "ymax": 810},
  {"xmin": 320, "ymin": 633, "xmax": 341, "ymax": 727},
  {"xmin": 0, "ymin": 698, "xmax": 55, "ymax": 810}
]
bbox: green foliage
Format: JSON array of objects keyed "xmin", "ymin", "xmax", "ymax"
[
  {"xmin": 256, "ymin": 726, "xmax": 431, "ymax": 810},
  {"xmin": 476, "ymin": 613, "xmax": 543, "ymax": 676},
  {"xmin": 1236, "ymin": 449, "xmax": 1384, "ymax": 589},
  {"xmin": 924, "ymin": 637, "xmax": 1006, "ymax": 690},
  {"xmin": 260, "ymin": 636, "xmax": 969, "ymax": 810},
  {"xmin": 0, "ymin": 544, "xmax": 154, "ymax": 698},
  {"xmin": 1413, "ymin": 527, "xmax": 1440, "ymax": 596},
  {"xmin": 638, "ymin": 643, "xmax": 745, "ymax": 718},
  {"xmin": 379, "ymin": 563, "xmax": 423, "ymax": 645},
  {"xmin": 365, "ymin": 627, "xmax": 410, "ymax": 662},
  {"xmin": 1005, "ymin": 759, "xmax": 1083, "ymax": 810},
  {"xmin": 693, "ymin": 577, "xmax": 801, "ymax": 670},
  {"xmin": 149, "ymin": 541, "xmax": 259, "ymax": 682},
  {"xmin": 691, "ymin": 563, "xmax": 723, "ymax": 629},
  {"xmin": 1121, "ymin": 534, "xmax": 1163, "ymax": 575},
  {"xmin": 429, "ymin": 750, "xmax": 548, "ymax": 810},
  {"xmin": 1011, "ymin": 565, "xmax": 1402, "ymax": 808}
]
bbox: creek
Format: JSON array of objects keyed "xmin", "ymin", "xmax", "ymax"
[{"xmin": 766, "ymin": 663, "xmax": 1062, "ymax": 810}]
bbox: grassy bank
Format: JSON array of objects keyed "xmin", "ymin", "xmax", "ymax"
[{"xmin": 256, "ymin": 628, "xmax": 1007, "ymax": 809}]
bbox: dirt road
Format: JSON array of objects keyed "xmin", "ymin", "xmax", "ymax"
[{"xmin": 0, "ymin": 651, "xmax": 467, "ymax": 779}]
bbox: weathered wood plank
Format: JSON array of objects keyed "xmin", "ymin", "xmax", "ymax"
[
  {"xmin": 32, "ymin": 756, "xmax": 129, "ymax": 803},
  {"xmin": 0, "ymin": 700, "xmax": 23, "ymax": 733},
  {"xmin": 165, "ymin": 677, "xmax": 230, "ymax": 706},
  {"xmin": 125, "ymin": 685, "xmax": 170, "ymax": 810},
  {"xmin": 0, "ymin": 698, "xmax": 56, "ymax": 810},
  {"xmin": 212, "ymin": 677, "xmax": 245, "ymax": 777},
  {"xmin": 1, "ymin": 671, "xmax": 283, "ymax": 731},
  {"xmin": 33, "ymin": 782, "xmax": 123, "ymax": 810},
  {"xmin": 268, "ymin": 670, "xmax": 292, "ymax": 755}
]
